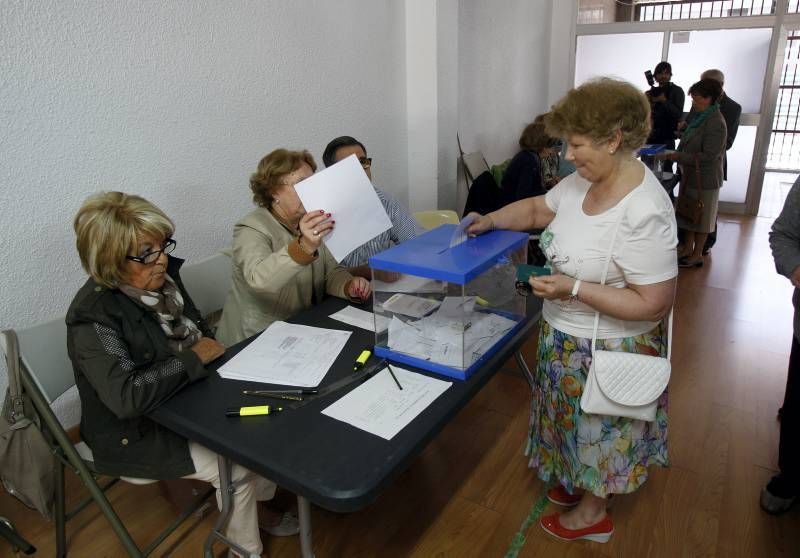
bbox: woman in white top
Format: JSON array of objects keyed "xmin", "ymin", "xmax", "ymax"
[{"xmin": 467, "ymin": 78, "xmax": 677, "ymax": 544}]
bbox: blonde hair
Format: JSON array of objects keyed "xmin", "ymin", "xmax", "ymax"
[
  {"xmin": 73, "ymin": 192, "xmax": 174, "ymax": 288},
  {"xmin": 545, "ymin": 78, "xmax": 651, "ymax": 153},
  {"xmin": 250, "ymin": 149, "xmax": 317, "ymax": 208}
]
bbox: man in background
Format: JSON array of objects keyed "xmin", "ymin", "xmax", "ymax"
[
  {"xmin": 699, "ymin": 68, "xmax": 742, "ymax": 255},
  {"xmin": 322, "ymin": 135, "xmax": 424, "ymax": 280}
]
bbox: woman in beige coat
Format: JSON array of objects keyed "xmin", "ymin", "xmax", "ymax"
[{"xmin": 217, "ymin": 149, "xmax": 370, "ymax": 346}]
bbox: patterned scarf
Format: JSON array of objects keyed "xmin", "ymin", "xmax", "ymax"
[
  {"xmin": 119, "ymin": 274, "xmax": 203, "ymax": 352},
  {"xmin": 680, "ymin": 103, "xmax": 719, "ymax": 145}
]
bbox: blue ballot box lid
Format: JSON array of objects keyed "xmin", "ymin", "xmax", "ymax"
[
  {"xmin": 638, "ymin": 143, "xmax": 666, "ymax": 156},
  {"xmin": 369, "ymin": 224, "xmax": 528, "ymax": 284}
]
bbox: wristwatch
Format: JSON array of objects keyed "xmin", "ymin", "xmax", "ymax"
[{"xmin": 569, "ymin": 279, "xmax": 582, "ymax": 302}]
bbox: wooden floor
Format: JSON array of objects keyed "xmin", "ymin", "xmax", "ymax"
[{"xmin": 2, "ymin": 214, "xmax": 799, "ymax": 557}]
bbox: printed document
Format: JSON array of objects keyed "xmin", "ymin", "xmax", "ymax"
[
  {"xmin": 294, "ymin": 154, "xmax": 391, "ymax": 262},
  {"xmin": 321, "ymin": 366, "xmax": 452, "ymax": 440},
  {"xmin": 329, "ymin": 305, "xmax": 389, "ymax": 333},
  {"xmin": 217, "ymin": 321, "xmax": 351, "ymax": 387}
]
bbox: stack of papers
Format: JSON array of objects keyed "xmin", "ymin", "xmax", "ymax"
[
  {"xmin": 321, "ymin": 366, "xmax": 452, "ymax": 440},
  {"xmin": 386, "ymin": 298, "xmax": 517, "ymax": 369},
  {"xmin": 218, "ymin": 321, "xmax": 351, "ymax": 387},
  {"xmin": 372, "ymin": 274, "xmax": 444, "ymax": 294},
  {"xmin": 382, "ymin": 293, "xmax": 441, "ymax": 318}
]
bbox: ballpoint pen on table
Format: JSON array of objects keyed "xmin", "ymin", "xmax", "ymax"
[
  {"xmin": 386, "ymin": 364, "xmax": 403, "ymax": 390},
  {"xmin": 244, "ymin": 392, "xmax": 303, "ymax": 402},
  {"xmin": 242, "ymin": 389, "xmax": 318, "ymax": 396}
]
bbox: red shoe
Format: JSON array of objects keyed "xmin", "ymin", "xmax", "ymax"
[
  {"xmin": 547, "ymin": 485, "xmax": 582, "ymax": 507},
  {"xmin": 540, "ymin": 512, "xmax": 614, "ymax": 543}
]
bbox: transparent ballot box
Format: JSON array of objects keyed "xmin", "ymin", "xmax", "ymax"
[{"xmin": 368, "ymin": 224, "xmax": 529, "ymax": 380}]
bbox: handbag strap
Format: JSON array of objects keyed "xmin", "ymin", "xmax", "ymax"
[
  {"xmin": 588, "ymin": 194, "xmax": 673, "ymax": 360},
  {"xmin": 2, "ymin": 329, "xmax": 27, "ymax": 423},
  {"xmin": 692, "ymin": 154, "xmax": 703, "ymax": 197}
]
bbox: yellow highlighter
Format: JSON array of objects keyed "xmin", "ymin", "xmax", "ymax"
[
  {"xmin": 225, "ymin": 405, "xmax": 283, "ymax": 417},
  {"xmin": 354, "ymin": 347, "xmax": 372, "ymax": 371}
]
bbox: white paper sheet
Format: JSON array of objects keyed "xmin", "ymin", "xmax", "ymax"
[
  {"xmin": 328, "ymin": 305, "xmax": 389, "ymax": 333},
  {"xmin": 372, "ymin": 274, "xmax": 444, "ymax": 294},
  {"xmin": 294, "ymin": 154, "xmax": 392, "ymax": 262},
  {"xmin": 382, "ymin": 293, "xmax": 441, "ymax": 318},
  {"xmin": 217, "ymin": 321, "xmax": 351, "ymax": 387},
  {"xmin": 321, "ymin": 366, "xmax": 452, "ymax": 440}
]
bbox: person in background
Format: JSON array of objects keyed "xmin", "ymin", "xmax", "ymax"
[
  {"xmin": 216, "ymin": 149, "xmax": 370, "ymax": 346},
  {"xmin": 467, "ymin": 78, "xmax": 677, "ymax": 544},
  {"xmin": 699, "ymin": 68, "xmax": 742, "ymax": 256},
  {"xmin": 658, "ymin": 78, "xmax": 727, "ymax": 268},
  {"xmin": 67, "ymin": 192, "xmax": 297, "ymax": 558},
  {"xmin": 500, "ymin": 114, "xmax": 563, "ymax": 205},
  {"xmin": 645, "ymin": 61, "xmax": 685, "ymax": 174},
  {"xmin": 321, "ymin": 136, "xmax": 424, "ymax": 281},
  {"xmin": 762, "ymin": 176, "xmax": 800, "ymax": 514}
]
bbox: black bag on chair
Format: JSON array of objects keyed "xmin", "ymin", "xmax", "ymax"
[
  {"xmin": 0, "ymin": 330, "xmax": 56, "ymax": 519},
  {"xmin": 462, "ymin": 171, "xmax": 504, "ymax": 217}
]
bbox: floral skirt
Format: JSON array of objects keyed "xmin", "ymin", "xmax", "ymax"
[{"xmin": 525, "ymin": 319, "xmax": 669, "ymax": 497}]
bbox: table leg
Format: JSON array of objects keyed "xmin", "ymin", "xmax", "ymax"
[
  {"xmin": 297, "ymin": 494, "xmax": 315, "ymax": 558},
  {"xmin": 515, "ymin": 350, "xmax": 535, "ymax": 391},
  {"xmin": 204, "ymin": 455, "xmax": 252, "ymax": 558}
]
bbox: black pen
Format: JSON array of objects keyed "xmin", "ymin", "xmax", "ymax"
[
  {"xmin": 244, "ymin": 393, "xmax": 303, "ymax": 402},
  {"xmin": 243, "ymin": 389, "xmax": 317, "ymax": 396},
  {"xmin": 387, "ymin": 364, "xmax": 403, "ymax": 390}
]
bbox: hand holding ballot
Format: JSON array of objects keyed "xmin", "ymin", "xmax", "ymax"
[
  {"xmin": 298, "ymin": 209, "xmax": 335, "ymax": 252},
  {"xmin": 464, "ymin": 212, "xmax": 495, "ymax": 236}
]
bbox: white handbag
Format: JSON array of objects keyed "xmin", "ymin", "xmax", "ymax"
[{"xmin": 578, "ymin": 197, "xmax": 672, "ymax": 422}]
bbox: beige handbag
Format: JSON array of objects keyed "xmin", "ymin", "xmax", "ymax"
[
  {"xmin": 578, "ymin": 199, "xmax": 672, "ymax": 422},
  {"xmin": 0, "ymin": 330, "xmax": 56, "ymax": 518}
]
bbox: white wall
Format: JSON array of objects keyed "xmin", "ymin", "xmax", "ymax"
[
  {"xmin": 0, "ymin": 0, "xmax": 408, "ymax": 423},
  {"xmin": 0, "ymin": 0, "xmax": 557, "ymax": 426},
  {"xmin": 457, "ymin": 0, "xmax": 553, "ymax": 168}
]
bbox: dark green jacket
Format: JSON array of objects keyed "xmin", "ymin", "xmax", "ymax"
[{"xmin": 66, "ymin": 257, "xmax": 212, "ymax": 479}]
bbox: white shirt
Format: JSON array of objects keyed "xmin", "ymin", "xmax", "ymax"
[{"xmin": 541, "ymin": 164, "xmax": 678, "ymax": 339}]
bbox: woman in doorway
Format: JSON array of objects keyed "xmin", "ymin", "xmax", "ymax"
[{"xmin": 658, "ymin": 78, "xmax": 727, "ymax": 268}]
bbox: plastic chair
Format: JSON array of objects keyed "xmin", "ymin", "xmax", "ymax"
[
  {"xmin": 0, "ymin": 322, "xmax": 214, "ymax": 557},
  {"xmin": 179, "ymin": 252, "xmax": 232, "ymax": 325},
  {"xmin": 413, "ymin": 210, "xmax": 460, "ymax": 230},
  {"xmin": 457, "ymin": 133, "xmax": 490, "ymax": 187}
]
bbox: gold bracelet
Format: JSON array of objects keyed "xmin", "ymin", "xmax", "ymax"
[
  {"xmin": 487, "ymin": 215, "xmax": 495, "ymax": 231},
  {"xmin": 298, "ymin": 237, "xmax": 315, "ymax": 255}
]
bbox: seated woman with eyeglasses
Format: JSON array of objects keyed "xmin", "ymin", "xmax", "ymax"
[
  {"xmin": 500, "ymin": 114, "xmax": 564, "ymax": 206},
  {"xmin": 67, "ymin": 192, "xmax": 297, "ymax": 557},
  {"xmin": 216, "ymin": 149, "xmax": 371, "ymax": 346}
]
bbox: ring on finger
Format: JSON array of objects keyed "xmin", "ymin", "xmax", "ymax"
[{"xmin": 312, "ymin": 229, "xmax": 319, "ymax": 236}]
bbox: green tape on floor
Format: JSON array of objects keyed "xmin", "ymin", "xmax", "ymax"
[{"xmin": 504, "ymin": 487, "xmax": 550, "ymax": 558}]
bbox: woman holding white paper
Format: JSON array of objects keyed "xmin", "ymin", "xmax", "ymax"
[
  {"xmin": 217, "ymin": 148, "xmax": 371, "ymax": 346},
  {"xmin": 466, "ymin": 79, "xmax": 677, "ymax": 544}
]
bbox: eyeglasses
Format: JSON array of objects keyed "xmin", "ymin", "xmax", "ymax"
[
  {"xmin": 126, "ymin": 238, "xmax": 176, "ymax": 265},
  {"xmin": 359, "ymin": 157, "xmax": 372, "ymax": 169}
]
